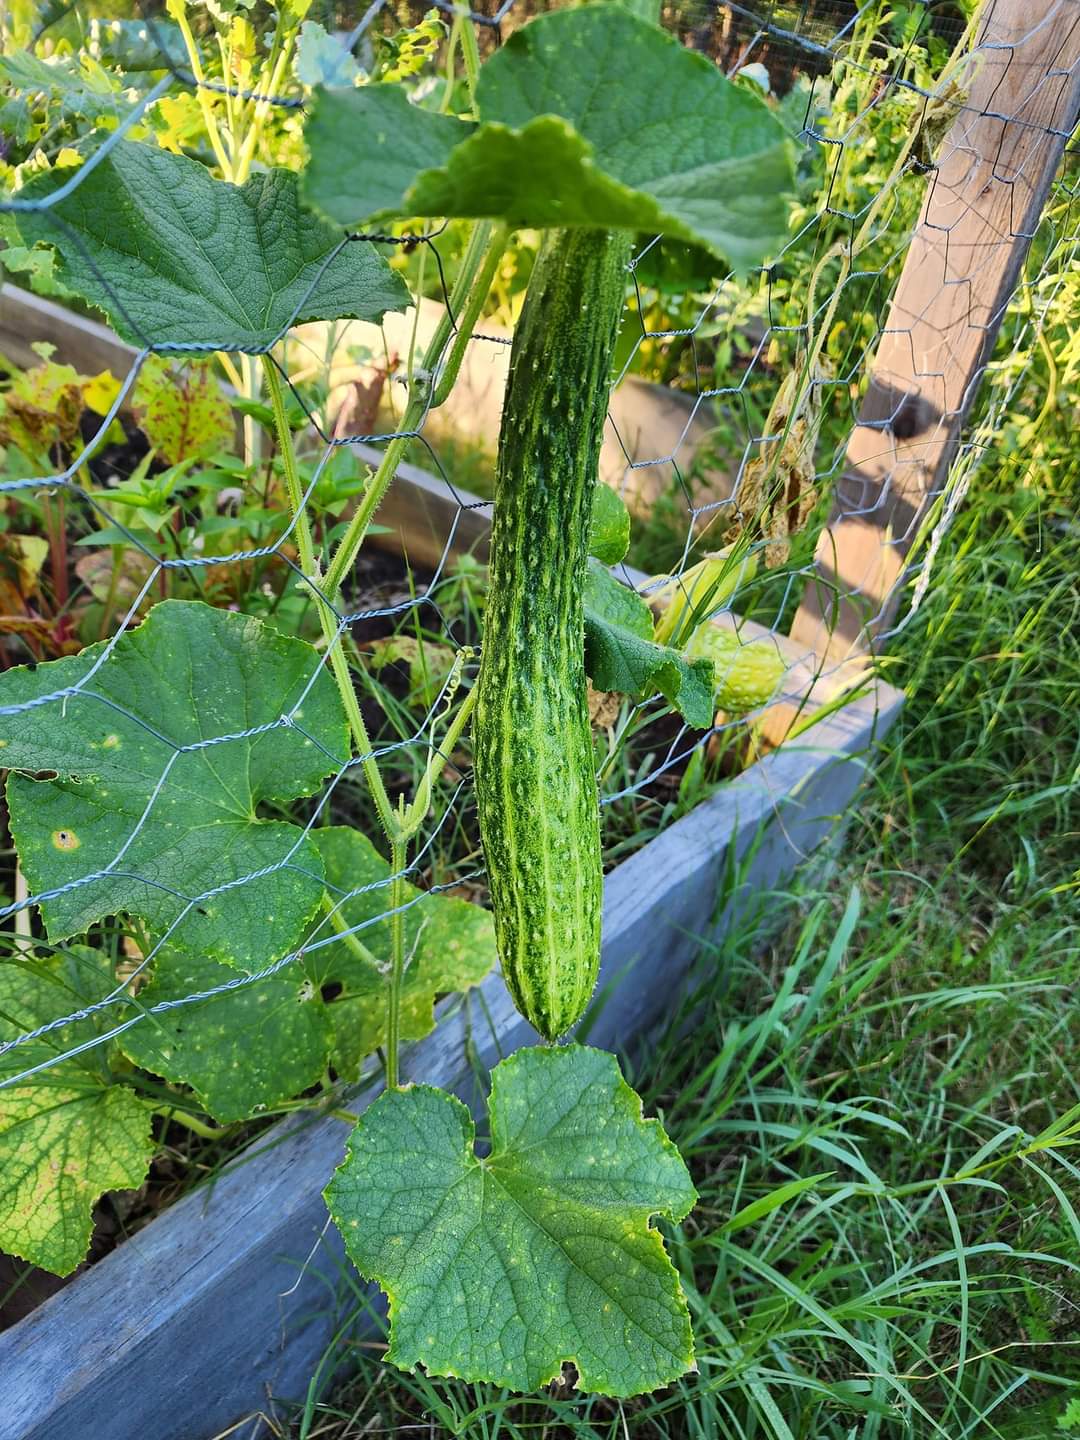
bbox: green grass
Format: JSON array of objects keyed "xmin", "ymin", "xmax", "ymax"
[{"xmin": 267, "ymin": 460, "xmax": 1079, "ymax": 1440}]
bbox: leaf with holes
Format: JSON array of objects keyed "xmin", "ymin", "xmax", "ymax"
[
  {"xmin": 584, "ymin": 560, "xmax": 714, "ymax": 728},
  {"xmin": 13, "ymin": 142, "xmax": 409, "ymax": 352},
  {"xmin": 326, "ymin": 1045, "xmax": 697, "ymax": 1395},
  {"xmin": 1, "ymin": 600, "xmax": 347, "ymax": 968},
  {"xmin": 115, "ymin": 825, "xmax": 496, "ymax": 1115},
  {"xmin": 305, "ymin": 827, "xmax": 496, "ymax": 1079},
  {"xmin": 118, "ymin": 947, "xmax": 331, "ymax": 1123},
  {"xmin": 0, "ymin": 947, "xmax": 155, "ymax": 1277},
  {"xmin": 305, "ymin": 4, "xmax": 793, "ymax": 270}
]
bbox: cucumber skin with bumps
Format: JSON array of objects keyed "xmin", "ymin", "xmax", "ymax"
[{"xmin": 473, "ymin": 227, "xmax": 631, "ymax": 1041}]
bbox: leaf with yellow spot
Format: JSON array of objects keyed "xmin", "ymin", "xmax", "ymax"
[
  {"xmin": 326, "ymin": 1045, "xmax": 697, "ymax": 1395},
  {"xmin": 1, "ymin": 600, "xmax": 348, "ymax": 969},
  {"xmin": 305, "ymin": 827, "xmax": 496, "ymax": 1079},
  {"xmin": 0, "ymin": 947, "xmax": 154, "ymax": 1277},
  {"xmin": 117, "ymin": 826, "xmax": 496, "ymax": 1116},
  {"xmin": 119, "ymin": 948, "xmax": 331, "ymax": 1123}
]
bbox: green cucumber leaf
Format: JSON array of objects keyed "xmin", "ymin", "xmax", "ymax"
[
  {"xmin": 326, "ymin": 1044, "xmax": 697, "ymax": 1396},
  {"xmin": 117, "ymin": 825, "xmax": 497, "ymax": 1114},
  {"xmin": 589, "ymin": 483, "xmax": 631, "ymax": 565},
  {"xmin": 584, "ymin": 560, "xmax": 714, "ymax": 728},
  {"xmin": 305, "ymin": 827, "xmax": 496, "ymax": 1079},
  {"xmin": 305, "ymin": 5, "xmax": 793, "ymax": 268},
  {"xmin": 118, "ymin": 949, "xmax": 331, "ymax": 1124},
  {"xmin": 13, "ymin": 143, "xmax": 409, "ymax": 352},
  {"xmin": 306, "ymin": 83, "xmax": 468, "ymax": 223},
  {"xmin": 0, "ymin": 947, "xmax": 155, "ymax": 1277},
  {"xmin": 1, "ymin": 600, "xmax": 347, "ymax": 967}
]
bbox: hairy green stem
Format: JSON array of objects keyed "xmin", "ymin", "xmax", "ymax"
[
  {"xmin": 322, "ymin": 220, "xmax": 504, "ymax": 602},
  {"xmin": 385, "ymin": 834, "xmax": 408, "ymax": 1089},
  {"xmin": 456, "ymin": 3, "xmax": 482, "ymax": 110},
  {"xmin": 403, "ymin": 671, "xmax": 477, "ymax": 834},
  {"xmin": 320, "ymin": 892, "xmax": 380, "ymax": 968},
  {"xmin": 234, "ymin": 22, "xmax": 293, "ymax": 184},
  {"xmin": 149, "ymin": 1102, "xmax": 226, "ymax": 1139},
  {"xmin": 264, "ymin": 359, "xmax": 316, "ymax": 576},
  {"xmin": 262, "ymin": 356, "xmax": 397, "ymax": 839},
  {"xmin": 432, "ymin": 223, "xmax": 508, "ymax": 408},
  {"xmin": 168, "ymin": 0, "xmax": 232, "ymax": 176}
]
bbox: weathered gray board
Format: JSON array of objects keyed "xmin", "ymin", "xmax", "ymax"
[
  {"xmin": 0, "ymin": 284, "xmax": 903, "ymax": 1439},
  {"xmin": 0, "ymin": 666, "xmax": 901, "ymax": 1440}
]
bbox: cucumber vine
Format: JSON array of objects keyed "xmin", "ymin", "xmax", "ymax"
[{"xmin": 2, "ymin": 0, "xmax": 793, "ymax": 1396}]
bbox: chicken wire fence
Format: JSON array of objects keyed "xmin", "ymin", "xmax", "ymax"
[{"xmin": 0, "ymin": 0, "xmax": 1077, "ymax": 1135}]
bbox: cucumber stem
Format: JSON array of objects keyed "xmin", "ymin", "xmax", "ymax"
[
  {"xmin": 266, "ymin": 219, "xmax": 508, "ymax": 1079},
  {"xmin": 263, "ymin": 355, "xmax": 398, "ymax": 838},
  {"xmin": 385, "ymin": 833, "xmax": 408, "ymax": 1089},
  {"xmin": 322, "ymin": 220, "xmax": 505, "ymax": 602},
  {"xmin": 264, "ymin": 359, "xmax": 316, "ymax": 577},
  {"xmin": 320, "ymin": 891, "xmax": 381, "ymax": 969},
  {"xmin": 147, "ymin": 1102, "xmax": 227, "ymax": 1139}
]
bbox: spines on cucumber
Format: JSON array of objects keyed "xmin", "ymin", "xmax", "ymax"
[{"xmin": 473, "ymin": 227, "xmax": 631, "ymax": 1041}]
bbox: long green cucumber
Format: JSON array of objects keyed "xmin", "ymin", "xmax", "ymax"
[{"xmin": 473, "ymin": 226, "xmax": 631, "ymax": 1041}]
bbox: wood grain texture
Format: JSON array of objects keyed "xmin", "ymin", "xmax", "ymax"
[
  {"xmin": 792, "ymin": 0, "xmax": 1080, "ymax": 661},
  {"xmin": 0, "ymin": 284, "xmax": 137, "ymax": 377}
]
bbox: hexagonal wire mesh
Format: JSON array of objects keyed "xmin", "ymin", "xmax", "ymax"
[{"xmin": 0, "ymin": 0, "xmax": 1076, "ymax": 1217}]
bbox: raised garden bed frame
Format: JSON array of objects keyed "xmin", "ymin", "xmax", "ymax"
[
  {"xmin": 2, "ymin": 0, "xmax": 1075, "ymax": 1424},
  {"xmin": 0, "ymin": 283, "xmax": 903, "ymax": 1440}
]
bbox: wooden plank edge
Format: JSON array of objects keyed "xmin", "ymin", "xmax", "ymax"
[
  {"xmin": 0, "ymin": 680, "xmax": 901, "ymax": 1440},
  {"xmin": 0, "ymin": 284, "xmax": 137, "ymax": 377}
]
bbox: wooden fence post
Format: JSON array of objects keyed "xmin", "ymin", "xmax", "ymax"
[{"xmin": 791, "ymin": 0, "xmax": 1080, "ymax": 664}]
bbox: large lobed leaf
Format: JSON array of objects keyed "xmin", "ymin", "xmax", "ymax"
[
  {"xmin": 305, "ymin": 4, "xmax": 794, "ymax": 269},
  {"xmin": 13, "ymin": 143, "xmax": 409, "ymax": 352},
  {"xmin": 0, "ymin": 947, "xmax": 154, "ymax": 1276},
  {"xmin": 1, "ymin": 600, "xmax": 347, "ymax": 967},
  {"xmin": 118, "ymin": 949, "xmax": 332, "ymax": 1125},
  {"xmin": 326, "ymin": 1045, "xmax": 697, "ymax": 1396},
  {"xmin": 117, "ymin": 827, "xmax": 496, "ymax": 1120}
]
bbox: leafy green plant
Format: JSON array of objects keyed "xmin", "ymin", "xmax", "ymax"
[
  {"xmin": 326, "ymin": 1045, "xmax": 697, "ymax": 1395},
  {"xmin": 0, "ymin": 604, "xmax": 498, "ymax": 1275},
  {"xmin": 0, "ymin": 0, "xmax": 799, "ymax": 1399},
  {"xmin": 300, "ymin": 0, "xmax": 792, "ymax": 1390}
]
